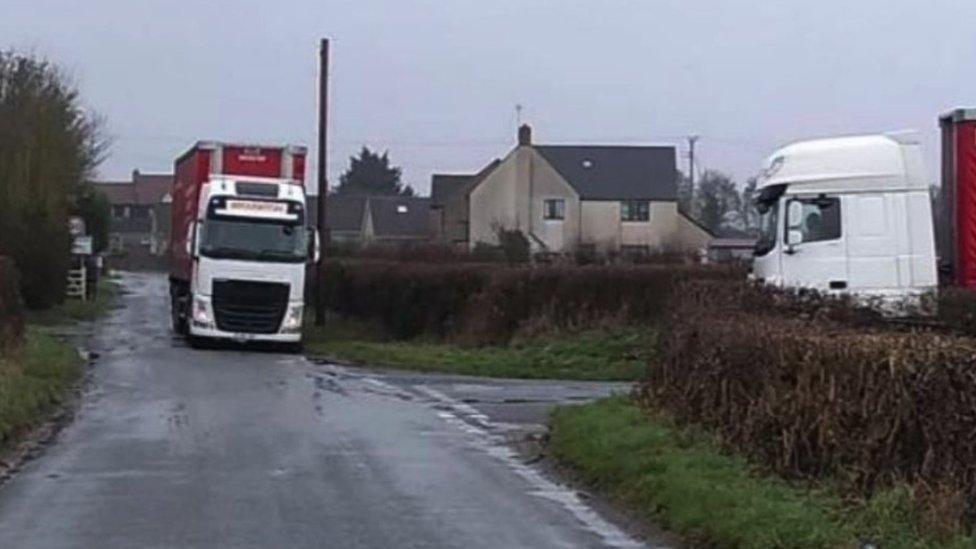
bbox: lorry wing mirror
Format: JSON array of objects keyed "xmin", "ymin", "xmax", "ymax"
[
  {"xmin": 786, "ymin": 229, "xmax": 804, "ymax": 246},
  {"xmin": 786, "ymin": 200, "xmax": 804, "ymax": 229},
  {"xmin": 307, "ymin": 228, "xmax": 321, "ymax": 264},
  {"xmin": 185, "ymin": 222, "xmax": 197, "ymax": 258}
]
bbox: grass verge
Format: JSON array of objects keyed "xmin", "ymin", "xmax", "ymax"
[
  {"xmin": 26, "ymin": 276, "xmax": 121, "ymax": 325},
  {"xmin": 304, "ymin": 319, "xmax": 648, "ymax": 381},
  {"xmin": 0, "ymin": 327, "xmax": 84, "ymax": 447},
  {"xmin": 549, "ymin": 397, "xmax": 975, "ymax": 549}
]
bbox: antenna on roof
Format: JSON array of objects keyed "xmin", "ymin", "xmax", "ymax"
[{"xmin": 515, "ymin": 103, "xmax": 524, "ymax": 127}]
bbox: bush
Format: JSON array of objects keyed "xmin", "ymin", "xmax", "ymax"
[
  {"xmin": 0, "ymin": 50, "xmax": 106, "ymax": 310},
  {"xmin": 638, "ymin": 279, "xmax": 976, "ymax": 527},
  {"xmin": 0, "ymin": 256, "xmax": 24, "ymax": 353},
  {"xmin": 324, "ymin": 260, "xmax": 741, "ymax": 344}
]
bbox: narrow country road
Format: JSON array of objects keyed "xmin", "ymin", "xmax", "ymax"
[{"xmin": 0, "ymin": 273, "xmax": 649, "ymax": 548}]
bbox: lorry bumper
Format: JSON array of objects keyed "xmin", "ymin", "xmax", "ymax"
[{"xmin": 188, "ymin": 323, "xmax": 302, "ymax": 343}]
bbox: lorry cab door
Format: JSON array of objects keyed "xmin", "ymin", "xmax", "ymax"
[
  {"xmin": 781, "ymin": 195, "xmax": 848, "ymax": 292},
  {"xmin": 845, "ymin": 193, "xmax": 899, "ymax": 293}
]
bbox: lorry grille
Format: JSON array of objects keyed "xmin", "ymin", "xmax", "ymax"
[{"xmin": 212, "ymin": 280, "xmax": 289, "ymax": 334}]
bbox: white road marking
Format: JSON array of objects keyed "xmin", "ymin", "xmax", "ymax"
[{"xmin": 409, "ymin": 384, "xmax": 652, "ymax": 549}]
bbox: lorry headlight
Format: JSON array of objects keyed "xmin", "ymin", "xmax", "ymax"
[
  {"xmin": 281, "ymin": 305, "xmax": 303, "ymax": 332},
  {"xmin": 192, "ymin": 296, "xmax": 213, "ymax": 326}
]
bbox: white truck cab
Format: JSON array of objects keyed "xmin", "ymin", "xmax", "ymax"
[
  {"xmin": 183, "ymin": 177, "xmax": 314, "ymax": 348},
  {"xmin": 752, "ymin": 133, "xmax": 937, "ymax": 303}
]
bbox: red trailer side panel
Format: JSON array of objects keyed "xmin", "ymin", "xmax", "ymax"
[
  {"xmin": 292, "ymin": 153, "xmax": 306, "ymax": 183},
  {"xmin": 955, "ymin": 120, "xmax": 976, "ymax": 287},
  {"xmin": 169, "ymin": 147, "xmax": 212, "ymax": 282}
]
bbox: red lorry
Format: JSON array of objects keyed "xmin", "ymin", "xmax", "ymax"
[{"xmin": 169, "ymin": 141, "xmax": 315, "ymax": 349}]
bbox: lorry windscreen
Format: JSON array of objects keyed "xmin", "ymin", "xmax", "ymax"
[{"xmin": 200, "ymin": 216, "xmax": 307, "ymax": 263}]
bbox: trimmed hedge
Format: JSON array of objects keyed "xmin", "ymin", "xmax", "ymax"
[
  {"xmin": 0, "ymin": 257, "xmax": 24, "ymax": 353},
  {"xmin": 639, "ymin": 279, "xmax": 976, "ymax": 528},
  {"xmin": 323, "ymin": 260, "xmax": 741, "ymax": 344}
]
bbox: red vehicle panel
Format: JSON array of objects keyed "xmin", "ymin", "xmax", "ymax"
[{"xmin": 168, "ymin": 141, "xmax": 307, "ymax": 283}]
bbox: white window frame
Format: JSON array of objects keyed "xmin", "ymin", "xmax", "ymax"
[
  {"xmin": 621, "ymin": 200, "xmax": 650, "ymax": 222},
  {"xmin": 543, "ymin": 198, "xmax": 565, "ymax": 221}
]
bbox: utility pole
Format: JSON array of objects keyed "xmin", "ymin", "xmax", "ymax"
[
  {"xmin": 687, "ymin": 135, "xmax": 700, "ymax": 188},
  {"xmin": 315, "ymin": 38, "xmax": 329, "ymax": 326}
]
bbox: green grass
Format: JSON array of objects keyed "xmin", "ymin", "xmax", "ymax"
[
  {"xmin": 0, "ymin": 327, "xmax": 84, "ymax": 446},
  {"xmin": 27, "ymin": 277, "xmax": 121, "ymax": 325},
  {"xmin": 304, "ymin": 319, "xmax": 648, "ymax": 380},
  {"xmin": 549, "ymin": 397, "xmax": 976, "ymax": 549}
]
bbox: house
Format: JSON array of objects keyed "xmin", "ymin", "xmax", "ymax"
[
  {"xmin": 305, "ymin": 194, "xmax": 431, "ymax": 246},
  {"xmin": 466, "ymin": 125, "xmax": 712, "ymax": 255},
  {"xmin": 430, "ymin": 160, "xmax": 500, "ymax": 248},
  {"xmin": 92, "ymin": 170, "xmax": 173, "ymax": 258}
]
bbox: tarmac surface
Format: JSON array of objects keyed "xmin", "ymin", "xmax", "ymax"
[{"xmin": 0, "ymin": 272, "xmax": 652, "ymax": 548}]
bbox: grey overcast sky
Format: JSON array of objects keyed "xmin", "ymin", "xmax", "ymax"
[{"xmin": 4, "ymin": 0, "xmax": 975, "ymax": 194}]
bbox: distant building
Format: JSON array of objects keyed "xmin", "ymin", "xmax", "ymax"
[
  {"xmin": 362, "ymin": 195, "xmax": 431, "ymax": 245},
  {"xmin": 92, "ymin": 170, "xmax": 173, "ymax": 259},
  {"xmin": 707, "ymin": 238, "xmax": 757, "ymax": 263},
  {"xmin": 305, "ymin": 194, "xmax": 432, "ymax": 246},
  {"xmin": 459, "ymin": 125, "xmax": 711, "ymax": 254},
  {"xmin": 430, "ymin": 161, "xmax": 501, "ymax": 249}
]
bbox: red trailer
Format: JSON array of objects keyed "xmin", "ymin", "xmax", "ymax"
[
  {"xmin": 939, "ymin": 110, "xmax": 976, "ymax": 287},
  {"xmin": 168, "ymin": 141, "xmax": 311, "ymax": 347},
  {"xmin": 170, "ymin": 142, "xmax": 306, "ymax": 282}
]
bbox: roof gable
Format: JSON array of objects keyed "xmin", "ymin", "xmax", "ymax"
[
  {"xmin": 533, "ymin": 145, "xmax": 677, "ymax": 201},
  {"xmin": 430, "ymin": 159, "xmax": 502, "ymax": 206}
]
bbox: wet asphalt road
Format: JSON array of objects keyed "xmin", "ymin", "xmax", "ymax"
[{"xmin": 0, "ymin": 273, "xmax": 645, "ymax": 548}]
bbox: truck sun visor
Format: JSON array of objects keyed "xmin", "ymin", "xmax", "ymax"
[
  {"xmin": 235, "ymin": 181, "xmax": 280, "ymax": 197},
  {"xmin": 215, "ymin": 199, "xmax": 297, "ymax": 220},
  {"xmin": 755, "ymin": 183, "xmax": 787, "ymax": 213}
]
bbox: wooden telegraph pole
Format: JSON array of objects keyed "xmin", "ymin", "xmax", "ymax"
[{"xmin": 315, "ymin": 38, "xmax": 329, "ymax": 326}]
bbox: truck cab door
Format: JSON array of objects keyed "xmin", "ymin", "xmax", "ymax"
[{"xmin": 781, "ymin": 196, "xmax": 848, "ymax": 292}]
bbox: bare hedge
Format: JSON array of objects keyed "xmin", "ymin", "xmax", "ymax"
[
  {"xmin": 322, "ymin": 260, "xmax": 741, "ymax": 344},
  {"xmin": 639, "ymin": 279, "xmax": 976, "ymax": 522},
  {"xmin": 0, "ymin": 256, "xmax": 24, "ymax": 352}
]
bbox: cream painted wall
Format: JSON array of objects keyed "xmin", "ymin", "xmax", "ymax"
[
  {"xmin": 469, "ymin": 149, "xmax": 519, "ymax": 246},
  {"xmin": 581, "ymin": 201, "xmax": 688, "ymax": 251},
  {"xmin": 469, "ymin": 147, "xmax": 578, "ymax": 251},
  {"xmin": 527, "ymin": 151, "xmax": 578, "ymax": 251}
]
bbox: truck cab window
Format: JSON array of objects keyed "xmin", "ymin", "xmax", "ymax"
[
  {"xmin": 754, "ymin": 201, "xmax": 779, "ymax": 256},
  {"xmin": 793, "ymin": 198, "xmax": 841, "ymax": 243}
]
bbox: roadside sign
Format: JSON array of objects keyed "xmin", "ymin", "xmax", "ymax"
[
  {"xmin": 69, "ymin": 216, "xmax": 86, "ymax": 237},
  {"xmin": 72, "ymin": 236, "xmax": 93, "ymax": 255}
]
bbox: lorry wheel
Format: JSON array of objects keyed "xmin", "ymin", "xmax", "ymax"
[
  {"xmin": 171, "ymin": 293, "xmax": 188, "ymax": 335},
  {"xmin": 281, "ymin": 342, "xmax": 304, "ymax": 354},
  {"xmin": 188, "ymin": 335, "xmax": 209, "ymax": 350}
]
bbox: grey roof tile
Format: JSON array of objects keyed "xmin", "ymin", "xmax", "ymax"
[{"xmin": 534, "ymin": 145, "xmax": 677, "ymax": 200}]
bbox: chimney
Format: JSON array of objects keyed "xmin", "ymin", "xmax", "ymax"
[
  {"xmin": 132, "ymin": 169, "xmax": 140, "ymax": 182},
  {"xmin": 518, "ymin": 124, "xmax": 532, "ymax": 146}
]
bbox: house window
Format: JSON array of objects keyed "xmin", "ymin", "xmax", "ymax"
[
  {"xmin": 543, "ymin": 199, "xmax": 565, "ymax": 220},
  {"xmin": 622, "ymin": 245, "xmax": 650, "ymax": 257},
  {"xmin": 621, "ymin": 200, "xmax": 650, "ymax": 222}
]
